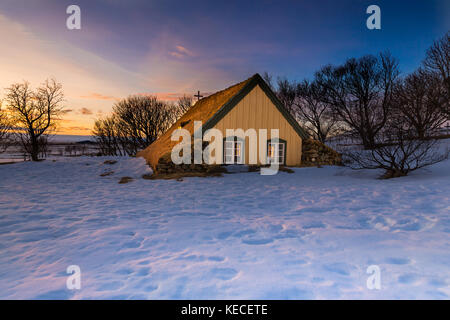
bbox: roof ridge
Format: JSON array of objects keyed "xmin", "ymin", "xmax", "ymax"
[
  {"xmin": 173, "ymin": 74, "xmax": 255, "ymax": 121},
  {"xmin": 194, "ymin": 74, "xmax": 257, "ymax": 105}
]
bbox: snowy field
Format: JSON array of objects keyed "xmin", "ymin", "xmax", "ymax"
[
  {"xmin": 0, "ymin": 152, "xmax": 449, "ymax": 299},
  {"xmin": 0, "ymin": 135, "xmax": 98, "ymax": 163}
]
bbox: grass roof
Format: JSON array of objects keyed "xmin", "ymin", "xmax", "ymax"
[{"xmin": 137, "ymin": 75, "xmax": 253, "ymax": 169}]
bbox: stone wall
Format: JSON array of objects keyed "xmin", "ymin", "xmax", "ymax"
[
  {"xmin": 152, "ymin": 139, "xmax": 341, "ymax": 175},
  {"xmin": 155, "ymin": 152, "xmax": 225, "ymax": 175},
  {"xmin": 301, "ymin": 139, "xmax": 342, "ymax": 166}
]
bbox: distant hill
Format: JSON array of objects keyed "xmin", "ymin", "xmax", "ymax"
[{"xmin": 48, "ymin": 135, "xmax": 96, "ymax": 144}]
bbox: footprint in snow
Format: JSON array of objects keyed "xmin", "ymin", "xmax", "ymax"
[
  {"xmin": 384, "ymin": 257, "xmax": 411, "ymax": 265},
  {"xmin": 116, "ymin": 268, "xmax": 134, "ymax": 275},
  {"xmin": 209, "ymin": 267, "xmax": 238, "ymax": 280},
  {"xmin": 122, "ymin": 239, "xmax": 143, "ymax": 249},
  {"xmin": 428, "ymin": 278, "xmax": 448, "ymax": 288},
  {"xmin": 216, "ymin": 231, "xmax": 233, "ymax": 240},
  {"xmin": 144, "ymin": 284, "xmax": 159, "ymax": 292},
  {"xmin": 322, "ymin": 262, "xmax": 355, "ymax": 276},
  {"xmin": 233, "ymin": 229, "xmax": 256, "ymax": 237},
  {"xmin": 303, "ymin": 222, "xmax": 326, "ymax": 229},
  {"xmin": 284, "ymin": 259, "xmax": 308, "ymax": 266},
  {"xmin": 34, "ymin": 289, "xmax": 74, "ymax": 300},
  {"xmin": 208, "ymin": 256, "xmax": 226, "ymax": 262},
  {"xmin": 136, "ymin": 267, "xmax": 151, "ymax": 276},
  {"xmin": 97, "ymin": 281, "xmax": 124, "ymax": 291},
  {"xmin": 398, "ymin": 273, "xmax": 421, "ymax": 284},
  {"xmin": 176, "ymin": 254, "xmax": 207, "ymax": 262},
  {"xmin": 242, "ymin": 238, "xmax": 273, "ymax": 245}
]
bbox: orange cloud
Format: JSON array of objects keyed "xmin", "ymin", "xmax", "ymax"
[
  {"xmin": 136, "ymin": 92, "xmax": 213, "ymax": 102},
  {"xmin": 141, "ymin": 92, "xmax": 189, "ymax": 101},
  {"xmin": 80, "ymin": 93, "xmax": 120, "ymax": 101},
  {"xmin": 58, "ymin": 126, "xmax": 93, "ymax": 135},
  {"xmin": 169, "ymin": 45, "xmax": 194, "ymax": 59},
  {"xmin": 80, "ymin": 107, "xmax": 93, "ymax": 115}
]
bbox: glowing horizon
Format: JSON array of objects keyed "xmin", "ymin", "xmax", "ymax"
[{"xmin": 0, "ymin": 0, "xmax": 448, "ymax": 135}]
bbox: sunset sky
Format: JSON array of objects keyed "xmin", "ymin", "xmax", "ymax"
[{"xmin": 0, "ymin": 0, "xmax": 448, "ymax": 135}]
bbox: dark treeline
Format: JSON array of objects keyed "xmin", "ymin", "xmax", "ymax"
[
  {"xmin": 267, "ymin": 32, "xmax": 449, "ymax": 177},
  {"xmin": 93, "ymin": 95, "xmax": 192, "ymax": 156}
]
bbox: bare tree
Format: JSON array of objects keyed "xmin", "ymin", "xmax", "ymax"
[
  {"xmin": 423, "ymin": 32, "xmax": 449, "ymax": 85},
  {"xmin": 113, "ymin": 95, "xmax": 179, "ymax": 155},
  {"xmin": 394, "ymin": 69, "xmax": 447, "ymax": 139},
  {"xmin": 177, "ymin": 95, "xmax": 193, "ymax": 114},
  {"xmin": 294, "ymin": 80, "xmax": 341, "ymax": 142},
  {"xmin": 5, "ymin": 79, "xmax": 64, "ymax": 161},
  {"xmin": 262, "ymin": 71, "xmax": 274, "ymax": 90},
  {"xmin": 38, "ymin": 135, "xmax": 50, "ymax": 159},
  {"xmin": 316, "ymin": 52, "xmax": 399, "ymax": 149},
  {"xmin": 0, "ymin": 101, "xmax": 12, "ymax": 153},
  {"xmin": 93, "ymin": 95, "xmax": 180, "ymax": 156},
  {"xmin": 342, "ymin": 123, "xmax": 449, "ymax": 178},
  {"xmin": 92, "ymin": 115, "xmax": 125, "ymax": 156},
  {"xmin": 276, "ymin": 77, "xmax": 297, "ymax": 116},
  {"xmin": 423, "ymin": 32, "xmax": 449, "ymax": 118}
]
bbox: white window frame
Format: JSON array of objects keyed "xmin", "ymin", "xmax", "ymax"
[
  {"xmin": 224, "ymin": 139, "xmax": 244, "ymax": 164},
  {"xmin": 267, "ymin": 141, "xmax": 285, "ymax": 165}
]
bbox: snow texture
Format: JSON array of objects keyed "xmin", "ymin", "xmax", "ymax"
[{"xmin": 0, "ymin": 153, "xmax": 449, "ymax": 299}]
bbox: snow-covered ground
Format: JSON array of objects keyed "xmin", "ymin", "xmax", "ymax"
[
  {"xmin": 0, "ymin": 135, "xmax": 98, "ymax": 163},
  {"xmin": 0, "ymin": 153, "xmax": 449, "ymax": 299}
]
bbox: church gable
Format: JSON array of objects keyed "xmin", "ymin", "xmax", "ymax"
[
  {"xmin": 212, "ymin": 84, "xmax": 305, "ymax": 166},
  {"xmin": 203, "ymin": 74, "xmax": 308, "ymax": 140},
  {"xmin": 137, "ymin": 73, "xmax": 309, "ymax": 169}
]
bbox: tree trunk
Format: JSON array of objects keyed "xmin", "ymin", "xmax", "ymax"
[
  {"xmin": 417, "ymin": 128, "xmax": 426, "ymax": 140},
  {"xmin": 362, "ymin": 136, "xmax": 377, "ymax": 150},
  {"xmin": 31, "ymin": 137, "xmax": 39, "ymax": 161},
  {"xmin": 380, "ymin": 169, "xmax": 408, "ymax": 179}
]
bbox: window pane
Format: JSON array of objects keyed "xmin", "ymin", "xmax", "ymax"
[
  {"xmin": 224, "ymin": 140, "xmax": 234, "ymax": 164},
  {"xmin": 268, "ymin": 144, "xmax": 275, "ymax": 158},
  {"xmin": 224, "ymin": 139, "xmax": 245, "ymax": 164},
  {"xmin": 235, "ymin": 141, "xmax": 243, "ymax": 163},
  {"xmin": 279, "ymin": 143, "xmax": 285, "ymax": 163}
]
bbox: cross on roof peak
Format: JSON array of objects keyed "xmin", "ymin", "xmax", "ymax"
[{"xmin": 194, "ymin": 90, "xmax": 203, "ymax": 101}]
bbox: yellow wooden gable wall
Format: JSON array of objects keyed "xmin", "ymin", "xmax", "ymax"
[{"xmin": 213, "ymin": 84, "xmax": 303, "ymax": 166}]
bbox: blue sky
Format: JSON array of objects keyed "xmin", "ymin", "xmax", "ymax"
[{"xmin": 0, "ymin": 0, "xmax": 448, "ymax": 134}]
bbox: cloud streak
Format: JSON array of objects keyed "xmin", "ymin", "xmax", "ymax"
[
  {"xmin": 169, "ymin": 45, "xmax": 194, "ymax": 59},
  {"xmin": 80, "ymin": 108, "xmax": 93, "ymax": 115},
  {"xmin": 80, "ymin": 93, "xmax": 120, "ymax": 101}
]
